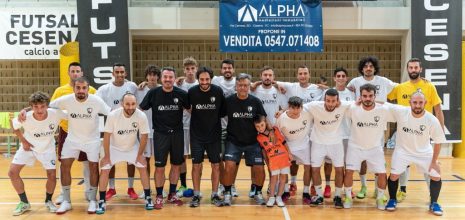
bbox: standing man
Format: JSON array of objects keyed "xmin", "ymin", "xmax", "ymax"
[
  {"xmin": 140, "ymin": 67, "xmax": 190, "ymax": 209},
  {"xmin": 96, "ymin": 63, "xmax": 138, "ymax": 200},
  {"xmin": 51, "ymin": 77, "xmax": 111, "ymax": 214},
  {"xmin": 222, "ymin": 73, "xmax": 267, "ymax": 206},
  {"xmin": 97, "ymin": 93, "xmax": 153, "ymax": 214},
  {"xmin": 387, "ymin": 58, "xmax": 444, "ymax": 202},
  {"xmin": 187, "ymin": 66, "xmax": 226, "ymax": 207},
  {"xmin": 385, "ymin": 92, "xmax": 446, "ymax": 216}
]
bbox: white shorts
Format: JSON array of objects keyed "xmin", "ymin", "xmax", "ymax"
[
  {"xmin": 325, "ymin": 139, "xmax": 348, "ymax": 164},
  {"xmin": 390, "ymin": 149, "xmax": 440, "ymax": 178},
  {"xmin": 12, "ymin": 147, "xmax": 56, "ymax": 170},
  {"xmin": 143, "ymin": 138, "xmax": 153, "ymax": 158},
  {"xmin": 271, "ymin": 167, "xmax": 291, "ymax": 176},
  {"xmin": 62, "ymin": 139, "xmax": 100, "ymax": 162},
  {"xmin": 184, "ymin": 129, "xmax": 190, "ymax": 156},
  {"xmin": 311, "ymin": 142, "xmax": 344, "ymax": 168},
  {"xmin": 101, "ymin": 145, "xmax": 145, "ymax": 169},
  {"xmin": 345, "ymin": 145, "xmax": 386, "ymax": 174},
  {"xmin": 290, "ymin": 147, "xmax": 311, "ymax": 165}
]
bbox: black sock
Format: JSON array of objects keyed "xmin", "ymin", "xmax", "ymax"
[
  {"xmin": 255, "ymin": 185, "xmax": 263, "ymax": 195},
  {"xmin": 19, "ymin": 192, "xmax": 28, "ymax": 204},
  {"xmin": 250, "ymin": 184, "xmax": 256, "ymax": 191},
  {"xmin": 180, "ymin": 172, "xmax": 187, "ymax": 188},
  {"xmin": 430, "ymin": 179, "xmax": 442, "ymax": 203},
  {"xmin": 169, "ymin": 184, "xmax": 177, "ymax": 194},
  {"xmin": 400, "ymin": 186, "xmax": 407, "ymax": 193},
  {"xmin": 156, "ymin": 187, "xmax": 164, "ymax": 196},
  {"xmin": 45, "ymin": 192, "xmax": 53, "ymax": 202},
  {"xmin": 224, "ymin": 185, "xmax": 232, "ymax": 194},
  {"xmin": 303, "ymin": 193, "xmax": 310, "ymax": 198},
  {"xmin": 99, "ymin": 191, "xmax": 106, "ymax": 202},
  {"xmin": 144, "ymin": 189, "xmax": 151, "ymax": 199},
  {"xmin": 388, "ymin": 177, "xmax": 399, "ymax": 201}
]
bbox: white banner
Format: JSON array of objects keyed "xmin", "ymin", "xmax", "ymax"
[{"xmin": 0, "ymin": 8, "xmax": 78, "ymax": 59}]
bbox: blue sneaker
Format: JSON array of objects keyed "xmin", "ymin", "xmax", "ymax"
[
  {"xmin": 183, "ymin": 188, "xmax": 194, "ymax": 197},
  {"xmin": 385, "ymin": 199, "xmax": 397, "ymax": 211},
  {"xmin": 429, "ymin": 202, "xmax": 443, "ymax": 216}
]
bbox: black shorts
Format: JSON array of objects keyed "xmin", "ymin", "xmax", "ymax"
[
  {"xmin": 153, "ymin": 130, "xmax": 184, "ymax": 167},
  {"xmin": 224, "ymin": 141, "xmax": 264, "ymax": 166},
  {"xmin": 190, "ymin": 138, "xmax": 221, "ymax": 164}
]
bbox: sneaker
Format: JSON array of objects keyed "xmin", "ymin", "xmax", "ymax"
[
  {"xmin": 87, "ymin": 200, "xmax": 97, "ymax": 214},
  {"xmin": 302, "ymin": 193, "xmax": 312, "ymax": 205},
  {"xmin": 211, "ymin": 195, "xmax": 224, "ymax": 207},
  {"xmin": 343, "ymin": 197, "xmax": 352, "ymax": 209},
  {"xmin": 154, "ymin": 195, "xmax": 164, "ymax": 210},
  {"xmin": 12, "ymin": 201, "xmax": 31, "ymax": 216},
  {"xmin": 333, "ymin": 196, "xmax": 343, "ymax": 209},
  {"xmin": 145, "ymin": 197, "xmax": 154, "ymax": 210},
  {"xmin": 55, "ymin": 193, "xmax": 64, "ymax": 205},
  {"xmin": 266, "ymin": 197, "xmax": 275, "ymax": 207},
  {"xmin": 231, "ymin": 185, "xmax": 239, "ymax": 197},
  {"xmin": 167, "ymin": 193, "xmax": 183, "ymax": 206},
  {"xmin": 127, "ymin": 188, "xmax": 138, "ymax": 200},
  {"xmin": 276, "ymin": 196, "xmax": 285, "ymax": 207},
  {"xmin": 385, "ymin": 199, "xmax": 397, "ymax": 211},
  {"xmin": 96, "ymin": 200, "xmax": 106, "ymax": 215},
  {"xmin": 249, "ymin": 188, "xmax": 256, "ymax": 198},
  {"xmin": 189, "ymin": 195, "xmax": 201, "ymax": 208},
  {"xmin": 218, "ymin": 184, "xmax": 225, "ymax": 197},
  {"xmin": 289, "ymin": 183, "xmax": 297, "ymax": 196},
  {"xmin": 56, "ymin": 200, "xmax": 72, "ymax": 215},
  {"xmin": 356, "ymin": 186, "xmax": 367, "ymax": 199},
  {"xmin": 106, "ymin": 188, "xmax": 117, "ymax": 200},
  {"xmin": 429, "ymin": 202, "xmax": 443, "ymax": 216},
  {"xmin": 254, "ymin": 193, "xmax": 266, "ymax": 205},
  {"xmin": 176, "ymin": 186, "xmax": 188, "ymax": 198},
  {"xmin": 223, "ymin": 192, "xmax": 232, "ymax": 206},
  {"xmin": 281, "ymin": 192, "xmax": 290, "ymax": 202},
  {"xmin": 396, "ymin": 191, "xmax": 407, "ymax": 203},
  {"xmin": 310, "ymin": 196, "xmax": 324, "ymax": 207},
  {"xmin": 376, "ymin": 198, "xmax": 386, "ymax": 210},
  {"xmin": 311, "ymin": 185, "xmax": 316, "ymax": 197},
  {"xmin": 45, "ymin": 200, "xmax": 57, "ymax": 213},
  {"xmin": 324, "ymin": 185, "xmax": 332, "ymax": 198}
]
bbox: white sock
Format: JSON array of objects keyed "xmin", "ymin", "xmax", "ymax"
[
  {"xmin": 82, "ymin": 161, "xmax": 91, "ymax": 192},
  {"xmin": 109, "ymin": 178, "xmax": 116, "ymax": 189},
  {"xmin": 335, "ymin": 187, "xmax": 342, "ymax": 197},
  {"xmin": 360, "ymin": 174, "xmax": 367, "ymax": 187},
  {"xmin": 291, "ymin": 176, "xmax": 297, "ymax": 184},
  {"xmin": 303, "ymin": 185, "xmax": 310, "ymax": 193},
  {"xmin": 326, "ymin": 180, "xmax": 331, "ymax": 186},
  {"xmin": 315, "ymin": 185, "xmax": 323, "ymax": 197},
  {"xmin": 284, "ymin": 184, "xmax": 290, "ymax": 193},
  {"xmin": 128, "ymin": 177, "xmax": 134, "ymax": 188},
  {"xmin": 376, "ymin": 188, "xmax": 385, "ymax": 200},
  {"xmin": 345, "ymin": 187, "xmax": 352, "ymax": 198}
]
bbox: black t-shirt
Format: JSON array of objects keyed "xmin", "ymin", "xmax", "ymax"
[
  {"xmin": 226, "ymin": 94, "xmax": 267, "ymax": 146},
  {"xmin": 188, "ymin": 84, "xmax": 226, "ymax": 143},
  {"xmin": 140, "ymin": 86, "xmax": 189, "ymax": 133}
]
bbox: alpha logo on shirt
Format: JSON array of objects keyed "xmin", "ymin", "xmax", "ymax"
[
  {"xmin": 49, "ymin": 124, "xmax": 55, "ymax": 130},
  {"xmin": 232, "ymin": 111, "xmax": 253, "ymax": 118},
  {"xmin": 319, "ymin": 115, "xmax": 339, "ymax": 126},
  {"xmin": 210, "ymin": 96, "xmax": 216, "ymax": 103},
  {"xmin": 33, "ymin": 130, "xmax": 55, "ymax": 137},
  {"xmin": 356, "ymin": 121, "xmax": 379, "ymax": 128},
  {"xmin": 289, "ymin": 125, "xmax": 307, "ymax": 134},
  {"xmin": 158, "ymin": 105, "xmax": 179, "ymax": 111},
  {"xmin": 70, "ymin": 112, "xmax": 93, "ymax": 119},
  {"xmin": 195, "ymin": 104, "xmax": 217, "ymax": 110},
  {"xmin": 402, "ymin": 126, "xmax": 424, "ymax": 136},
  {"xmin": 261, "ymin": 99, "xmax": 277, "ymax": 104},
  {"xmin": 117, "ymin": 128, "xmax": 138, "ymax": 135}
]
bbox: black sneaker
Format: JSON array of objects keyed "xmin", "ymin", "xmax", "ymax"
[
  {"xmin": 190, "ymin": 195, "xmax": 201, "ymax": 208},
  {"xmin": 211, "ymin": 195, "xmax": 224, "ymax": 207},
  {"xmin": 333, "ymin": 196, "xmax": 343, "ymax": 209},
  {"xmin": 310, "ymin": 196, "xmax": 324, "ymax": 207}
]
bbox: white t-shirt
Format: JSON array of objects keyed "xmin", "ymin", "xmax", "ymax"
[
  {"xmin": 279, "ymin": 82, "xmax": 323, "ymax": 107},
  {"xmin": 337, "ymin": 88, "xmax": 356, "ymax": 138},
  {"xmin": 96, "ymin": 81, "xmax": 138, "ymax": 110},
  {"xmin": 50, "ymin": 94, "xmax": 111, "ymax": 144},
  {"xmin": 390, "ymin": 104, "xmax": 446, "ymax": 157},
  {"xmin": 177, "ymin": 80, "xmax": 198, "ymax": 129},
  {"xmin": 12, "ymin": 109, "xmax": 67, "ymax": 153},
  {"xmin": 346, "ymin": 103, "xmax": 394, "ymax": 150},
  {"xmin": 136, "ymin": 85, "xmax": 158, "ymax": 137},
  {"xmin": 305, "ymin": 101, "xmax": 351, "ymax": 145},
  {"xmin": 212, "ymin": 76, "xmax": 236, "ymax": 129},
  {"xmin": 104, "ymin": 108, "xmax": 150, "ymax": 151},
  {"xmin": 251, "ymin": 85, "xmax": 285, "ymax": 125},
  {"xmin": 276, "ymin": 111, "xmax": 312, "ymax": 151},
  {"xmin": 347, "ymin": 76, "xmax": 397, "ymax": 102}
]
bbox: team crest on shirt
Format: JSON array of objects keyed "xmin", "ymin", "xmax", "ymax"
[
  {"xmin": 248, "ymin": 106, "xmax": 253, "ymax": 112},
  {"xmin": 210, "ymin": 96, "xmax": 216, "ymax": 103},
  {"xmin": 335, "ymin": 114, "xmax": 341, "ymax": 119},
  {"xmin": 173, "ymin": 98, "xmax": 179, "ymax": 104},
  {"xmin": 87, "ymin": 108, "xmax": 93, "ymax": 114},
  {"xmin": 114, "ymin": 100, "xmax": 120, "ymax": 105},
  {"xmin": 374, "ymin": 116, "xmax": 380, "ymax": 122},
  {"xmin": 49, "ymin": 124, "xmax": 55, "ymax": 130},
  {"xmin": 420, "ymin": 125, "xmax": 426, "ymax": 131},
  {"xmin": 303, "ymin": 120, "xmax": 307, "ymax": 125},
  {"xmin": 346, "ymin": 97, "xmax": 350, "ymax": 101},
  {"xmin": 310, "ymin": 93, "xmax": 315, "ymax": 98},
  {"xmin": 132, "ymin": 122, "xmax": 138, "ymax": 128},
  {"xmin": 51, "ymin": 160, "xmax": 55, "ymax": 165},
  {"xmin": 273, "ymin": 93, "xmax": 277, "ymax": 99}
]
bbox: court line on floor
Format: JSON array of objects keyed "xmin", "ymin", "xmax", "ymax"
[{"xmin": 282, "ymin": 206, "xmax": 291, "ymax": 220}]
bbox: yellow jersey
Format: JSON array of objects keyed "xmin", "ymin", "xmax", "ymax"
[{"xmin": 387, "ymin": 79, "xmax": 441, "ymax": 113}]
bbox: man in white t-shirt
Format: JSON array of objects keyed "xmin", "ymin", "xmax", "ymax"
[
  {"xmin": 385, "ymin": 91, "xmax": 446, "ymax": 216},
  {"xmin": 96, "ymin": 63, "xmax": 138, "ymax": 200},
  {"xmin": 9, "ymin": 92, "xmax": 67, "ymax": 216},
  {"xmin": 347, "ymin": 56, "xmax": 397, "ymax": 199},
  {"xmin": 343, "ymin": 84, "xmax": 393, "ymax": 210},
  {"xmin": 97, "ymin": 93, "xmax": 153, "ymax": 214},
  {"xmin": 276, "ymin": 96, "xmax": 312, "ymax": 204},
  {"xmin": 305, "ymin": 89, "xmax": 351, "ymax": 208},
  {"xmin": 51, "ymin": 77, "xmax": 111, "ymax": 215}
]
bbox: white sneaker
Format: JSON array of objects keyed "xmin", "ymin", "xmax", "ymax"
[
  {"xmin": 231, "ymin": 185, "xmax": 239, "ymax": 197},
  {"xmin": 45, "ymin": 201, "xmax": 57, "ymax": 213},
  {"xmin": 87, "ymin": 200, "xmax": 97, "ymax": 214},
  {"xmin": 55, "ymin": 193, "xmax": 64, "ymax": 205},
  {"xmin": 276, "ymin": 196, "xmax": 285, "ymax": 207},
  {"xmin": 56, "ymin": 201, "xmax": 72, "ymax": 215},
  {"xmin": 266, "ymin": 197, "xmax": 276, "ymax": 207}
]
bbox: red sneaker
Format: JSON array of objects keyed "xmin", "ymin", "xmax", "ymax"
[
  {"xmin": 310, "ymin": 185, "xmax": 316, "ymax": 197},
  {"xmin": 105, "ymin": 188, "xmax": 116, "ymax": 200},
  {"xmin": 154, "ymin": 195, "xmax": 164, "ymax": 210},
  {"xmin": 303, "ymin": 194, "xmax": 312, "ymax": 205},
  {"xmin": 127, "ymin": 188, "xmax": 138, "ymax": 200},
  {"xmin": 324, "ymin": 185, "xmax": 331, "ymax": 198},
  {"xmin": 290, "ymin": 183, "xmax": 297, "ymax": 196},
  {"xmin": 167, "ymin": 193, "xmax": 183, "ymax": 206}
]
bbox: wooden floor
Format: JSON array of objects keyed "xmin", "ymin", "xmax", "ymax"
[{"xmin": 1, "ymin": 149, "xmax": 465, "ymax": 220}]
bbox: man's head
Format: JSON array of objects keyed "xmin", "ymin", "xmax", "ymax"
[
  {"xmin": 121, "ymin": 93, "xmax": 137, "ymax": 116},
  {"xmin": 333, "ymin": 67, "xmax": 348, "ymax": 87},
  {"xmin": 221, "ymin": 59, "xmax": 235, "ymax": 80},
  {"xmin": 260, "ymin": 66, "xmax": 274, "ymax": 87},
  {"xmin": 324, "ymin": 88, "xmax": 339, "ymax": 112},
  {"xmin": 359, "ymin": 83, "xmax": 377, "ymax": 108},
  {"xmin": 235, "ymin": 73, "xmax": 251, "ymax": 98},
  {"xmin": 144, "ymin": 64, "xmax": 160, "ymax": 85},
  {"xmin": 183, "ymin": 57, "xmax": 198, "ymax": 80},
  {"xmin": 196, "ymin": 66, "xmax": 214, "ymax": 92},
  {"xmin": 287, "ymin": 96, "xmax": 303, "ymax": 118},
  {"xmin": 68, "ymin": 62, "xmax": 83, "ymax": 80},
  {"xmin": 410, "ymin": 91, "xmax": 427, "ymax": 115},
  {"xmin": 253, "ymin": 114, "xmax": 267, "ymax": 133},
  {"xmin": 407, "ymin": 58, "xmax": 422, "ymax": 80},
  {"xmin": 112, "ymin": 63, "xmax": 127, "ymax": 84},
  {"xmin": 296, "ymin": 65, "xmax": 310, "ymax": 84},
  {"xmin": 160, "ymin": 67, "xmax": 176, "ymax": 90},
  {"xmin": 72, "ymin": 77, "xmax": 90, "ymax": 101},
  {"xmin": 29, "ymin": 91, "xmax": 50, "ymax": 116},
  {"xmin": 358, "ymin": 56, "xmax": 380, "ymax": 77}
]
